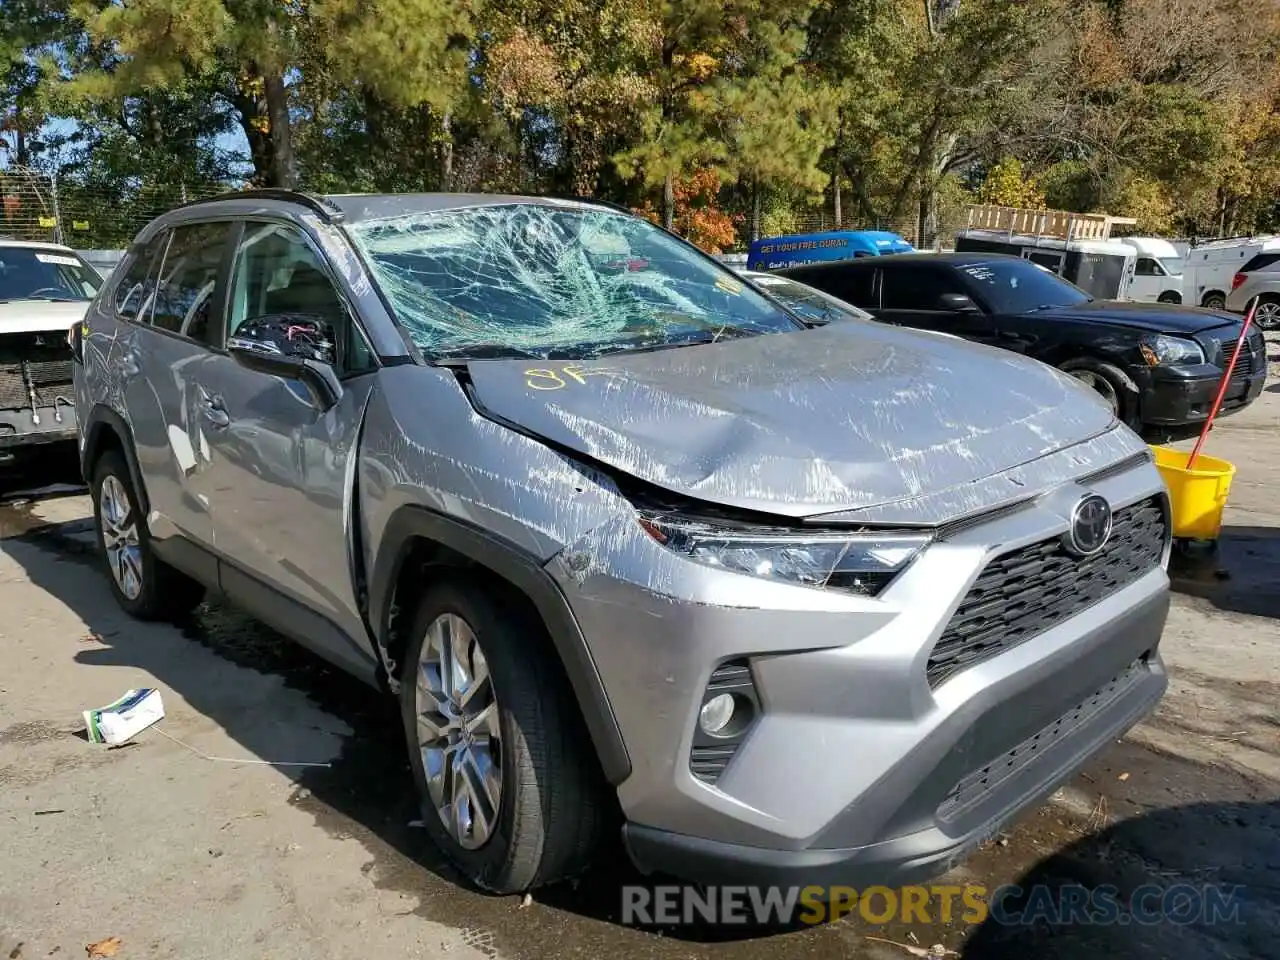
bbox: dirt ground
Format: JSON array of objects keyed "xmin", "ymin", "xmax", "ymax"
[{"xmin": 2, "ymin": 338, "xmax": 1278, "ymax": 960}]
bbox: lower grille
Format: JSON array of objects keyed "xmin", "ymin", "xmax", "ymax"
[
  {"xmin": 937, "ymin": 656, "xmax": 1148, "ymax": 822},
  {"xmin": 0, "ymin": 334, "xmax": 74, "ymax": 409},
  {"xmin": 927, "ymin": 496, "xmax": 1166, "ymax": 688}
]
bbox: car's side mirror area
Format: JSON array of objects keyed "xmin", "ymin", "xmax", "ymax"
[
  {"xmin": 67, "ymin": 320, "xmax": 86, "ymax": 363},
  {"xmin": 938, "ymin": 292, "xmax": 979, "ymax": 313},
  {"xmin": 226, "ymin": 312, "xmax": 343, "ymax": 411}
]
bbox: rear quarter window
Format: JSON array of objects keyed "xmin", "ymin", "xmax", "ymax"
[
  {"xmin": 1241, "ymin": 253, "xmax": 1280, "ymax": 272},
  {"xmin": 114, "ymin": 234, "xmax": 170, "ymax": 321}
]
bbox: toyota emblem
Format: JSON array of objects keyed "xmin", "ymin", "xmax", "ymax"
[{"xmin": 1064, "ymin": 494, "xmax": 1113, "ymax": 557}]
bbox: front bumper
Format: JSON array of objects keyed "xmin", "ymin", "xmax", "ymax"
[
  {"xmin": 0, "ymin": 404, "xmax": 78, "ymax": 456},
  {"xmin": 623, "ymin": 607, "xmax": 1167, "ymax": 888},
  {"xmin": 552, "ymin": 448, "xmax": 1171, "ymax": 887},
  {"xmin": 1141, "ymin": 368, "xmax": 1266, "ymax": 426}
]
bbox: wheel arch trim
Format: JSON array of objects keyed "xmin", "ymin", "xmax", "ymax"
[
  {"xmin": 368, "ymin": 505, "xmax": 632, "ymax": 785},
  {"xmin": 81, "ymin": 405, "xmax": 150, "ymax": 515}
]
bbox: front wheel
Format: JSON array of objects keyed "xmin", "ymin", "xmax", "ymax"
[
  {"xmin": 400, "ymin": 581, "xmax": 607, "ymax": 893},
  {"xmin": 1060, "ymin": 359, "xmax": 1140, "ymax": 429}
]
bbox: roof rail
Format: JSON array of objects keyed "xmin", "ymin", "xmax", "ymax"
[
  {"xmin": 552, "ymin": 195, "xmax": 637, "ymax": 217},
  {"xmin": 176, "ymin": 188, "xmax": 346, "ymax": 223}
]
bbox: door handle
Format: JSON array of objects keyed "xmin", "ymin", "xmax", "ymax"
[
  {"xmin": 199, "ymin": 394, "xmax": 230, "ymax": 429},
  {"xmin": 120, "ymin": 350, "xmax": 140, "ymax": 377}
]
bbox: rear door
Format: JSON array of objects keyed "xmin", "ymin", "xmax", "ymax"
[
  {"xmin": 189, "ymin": 218, "xmax": 380, "ymax": 677},
  {"xmin": 116, "ymin": 221, "xmax": 232, "ymax": 562},
  {"xmin": 877, "ymin": 263, "xmax": 1002, "ymax": 345}
]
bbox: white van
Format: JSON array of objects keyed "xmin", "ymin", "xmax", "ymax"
[
  {"xmin": 1120, "ymin": 237, "xmax": 1185, "ymax": 303},
  {"xmin": 1183, "ymin": 236, "xmax": 1280, "ymax": 310}
]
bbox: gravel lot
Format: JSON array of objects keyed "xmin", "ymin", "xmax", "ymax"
[{"xmin": 2, "ymin": 337, "xmax": 1278, "ymax": 960}]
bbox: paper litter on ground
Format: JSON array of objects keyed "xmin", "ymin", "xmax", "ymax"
[{"xmin": 83, "ymin": 688, "xmax": 165, "ymax": 745}]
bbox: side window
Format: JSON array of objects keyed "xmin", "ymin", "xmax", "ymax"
[
  {"xmin": 149, "ymin": 222, "xmax": 230, "ymax": 341},
  {"xmin": 798, "ymin": 266, "xmax": 876, "ymax": 308},
  {"xmin": 1135, "ymin": 257, "xmax": 1160, "ymax": 277},
  {"xmin": 880, "ymin": 266, "xmax": 967, "ymax": 310},
  {"xmin": 228, "ymin": 222, "xmax": 372, "ymax": 374},
  {"xmin": 114, "ymin": 233, "xmax": 169, "ymax": 321}
]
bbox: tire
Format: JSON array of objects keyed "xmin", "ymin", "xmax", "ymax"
[
  {"xmin": 400, "ymin": 580, "xmax": 607, "ymax": 894},
  {"xmin": 1060, "ymin": 359, "xmax": 1139, "ymax": 429},
  {"xmin": 1254, "ymin": 295, "xmax": 1280, "ymax": 331},
  {"xmin": 1157, "ymin": 291, "xmax": 1182, "ymax": 305},
  {"xmin": 1201, "ymin": 292, "xmax": 1227, "ymax": 311},
  {"xmin": 91, "ymin": 449, "xmax": 206, "ymax": 620}
]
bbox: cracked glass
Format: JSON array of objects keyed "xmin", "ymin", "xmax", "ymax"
[{"xmin": 345, "ymin": 204, "xmax": 801, "ymax": 360}]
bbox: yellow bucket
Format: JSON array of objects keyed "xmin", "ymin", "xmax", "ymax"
[{"xmin": 1150, "ymin": 446, "xmax": 1236, "ymax": 540}]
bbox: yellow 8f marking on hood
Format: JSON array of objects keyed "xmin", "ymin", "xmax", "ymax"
[{"xmin": 525, "ymin": 365, "xmax": 621, "ymax": 391}]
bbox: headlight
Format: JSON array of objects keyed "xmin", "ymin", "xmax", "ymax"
[
  {"xmin": 637, "ymin": 514, "xmax": 930, "ymax": 596},
  {"xmin": 1139, "ymin": 335, "xmax": 1204, "ymax": 366}
]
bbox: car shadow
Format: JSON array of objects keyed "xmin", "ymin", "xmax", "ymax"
[
  {"xmin": 3, "ymin": 507, "xmax": 821, "ymax": 949},
  {"xmin": 1168, "ymin": 525, "xmax": 1280, "ymax": 619},
  {"xmin": 4, "ymin": 477, "xmax": 1276, "ymax": 957},
  {"xmin": 960, "ymin": 798, "xmax": 1280, "ymax": 958}
]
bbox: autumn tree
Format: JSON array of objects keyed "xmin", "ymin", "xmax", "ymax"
[{"xmin": 977, "ymin": 157, "xmax": 1045, "ymax": 208}]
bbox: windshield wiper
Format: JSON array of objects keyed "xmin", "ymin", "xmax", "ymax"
[
  {"xmin": 590, "ymin": 327, "xmax": 760, "ymax": 357},
  {"xmin": 428, "ymin": 343, "xmax": 541, "ymax": 366}
]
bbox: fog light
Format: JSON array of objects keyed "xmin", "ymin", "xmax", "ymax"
[{"xmin": 699, "ymin": 693, "xmax": 736, "ymax": 735}]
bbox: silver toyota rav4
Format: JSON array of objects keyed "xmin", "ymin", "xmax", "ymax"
[{"xmin": 72, "ymin": 191, "xmax": 1170, "ymax": 895}]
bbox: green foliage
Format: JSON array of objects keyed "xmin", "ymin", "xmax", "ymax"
[
  {"xmin": 977, "ymin": 158, "xmax": 1045, "ymax": 208},
  {"xmin": 6, "ymin": 0, "xmax": 1280, "ymax": 243}
]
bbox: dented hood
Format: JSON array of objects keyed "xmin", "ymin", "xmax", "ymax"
[{"xmin": 465, "ymin": 323, "xmax": 1117, "ymax": 519}]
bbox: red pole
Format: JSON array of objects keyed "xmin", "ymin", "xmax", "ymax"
[{"xmin": 1186, "ymin": 297, "xmax": 1257, "ymax": 470}]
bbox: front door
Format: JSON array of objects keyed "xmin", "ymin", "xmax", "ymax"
[
  {"xmin": 876, "ymin": 264, "xmax": 1002, "ymax": 346},
  {"xmin": 192, "ymin": 220, "xmax": 380, "ymax": 677}
]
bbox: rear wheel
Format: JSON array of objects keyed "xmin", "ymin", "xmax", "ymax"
[
  {"xmin": 91, "ymin": 450, "xmax": 205, "ymax": 620},
  {"xmin": 400, "ymin": 581, "xmax": 607, "ymax": 893},
  {"xmin": 1254, "ymin": 295, "xmax": 1280, "ymax": 331},
  {"xmin": 1201, "ymin": 292, "xmax": 1227, "ymax": 311}
]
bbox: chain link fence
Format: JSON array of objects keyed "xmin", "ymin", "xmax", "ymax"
[{"xmin": 1, "ymin": 166, "xmax": 226, "ymax": 250}]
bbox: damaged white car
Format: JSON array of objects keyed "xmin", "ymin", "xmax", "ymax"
[{"xmin": 0, "ymin": 239, "xmax": 101, "ymax": 465}]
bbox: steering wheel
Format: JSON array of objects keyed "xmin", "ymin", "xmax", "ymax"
[{"xmin": 26, "ymin": 287, "xmax": 66, "ymax": 298}]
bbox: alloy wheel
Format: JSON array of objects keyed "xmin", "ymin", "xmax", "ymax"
[
  {"xmin": 1069, "ymin": 369, "xmax": 1120, "ymax": 416},
  {"xmin": 1255, "ymin": 300, "xmax": 1280, "ymax": 330},
  {"xmin": 415, "ymin": 613, "xmax": 502, "ymax": 850},
  {"xmin": 99, "ymin": 474, "xmax": 143, "ymax": 600}
]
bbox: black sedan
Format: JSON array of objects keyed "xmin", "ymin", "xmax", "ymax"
[{"xmin": 778, "ymin": 253, "xmax": 1267, "ymax": 434}]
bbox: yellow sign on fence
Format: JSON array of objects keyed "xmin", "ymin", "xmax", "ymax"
[{"xmin": 38, "ymin": 216, "xmax": 57, "ymax": 228}]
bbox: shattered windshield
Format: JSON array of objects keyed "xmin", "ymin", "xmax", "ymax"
[
  {"xmin": 345, "ymin": 204, "xmax": 802, "ymax": 359},
  {"xmin": 0, "ymin": 246, "xmax": 102, "ymax": 302}
]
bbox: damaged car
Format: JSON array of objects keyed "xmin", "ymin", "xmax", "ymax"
[
  {"xmin": 74, "ymin": 191, "xmax": 1171, "ymax": 894},
  {"xmin": 1, "ymin": 239, "xmax": 101, "ymax": 466}
]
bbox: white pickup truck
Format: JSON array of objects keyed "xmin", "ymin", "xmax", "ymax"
[{"xmin": 0, "ymin": 239, "xmax": 103, "ymax": 466}]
